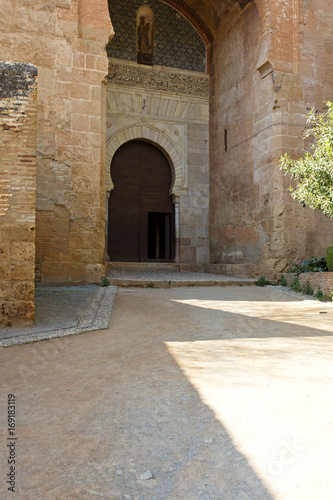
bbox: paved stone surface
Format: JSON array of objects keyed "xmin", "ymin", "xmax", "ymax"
[
  {"xmin": 0, "ymin": 286, "xmax": 117, "ymax": 347},
  {"xmin": 107, "ymin": 269, "xmax": 256, "ymax": 287},
  {"xmin": 1, "ymin": 286, "xmax": 333, "ymax": 499}
]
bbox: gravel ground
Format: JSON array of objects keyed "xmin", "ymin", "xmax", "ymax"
[{"xmin": 1, "ymin": 285, "xmax": 333, "ymax": 499}]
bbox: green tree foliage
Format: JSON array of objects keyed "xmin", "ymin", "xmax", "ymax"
[{"xmin": 280, "ymin": 101, "xmax": 333, "ymax": 218}]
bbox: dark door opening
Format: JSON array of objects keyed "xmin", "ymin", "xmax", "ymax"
[
  {"xmin": 108, "ymin": 140, "xmax": 175, "ymax": 262},
  {"xmin": 148, "ymin": 212, "xmax": 172, "ymax": 260}
]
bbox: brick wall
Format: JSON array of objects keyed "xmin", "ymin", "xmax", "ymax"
[
  {"xmin": 285, "ymin": 273, "xmax": 333, "ymax": 297},
  {"xmin": 0, "ymin": 62, "xmax": 37, "ymax": 326}
]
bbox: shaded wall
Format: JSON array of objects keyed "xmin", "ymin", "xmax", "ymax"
[
  {"xmin": 210, "ymin": 2, "xmax": 265, "ymax": 275},
  {"xmin": 209, "ymin": 0, "xmax": 333, "ymax": 277}
]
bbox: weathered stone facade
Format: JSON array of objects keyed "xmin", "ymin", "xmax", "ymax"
[
  {"xmin": 106, "ymin": 60, "xmax": 209, "ymax": 268},
  {"xmin": 1, "ymin": 0, "xmax": 333, "ymax": 321},
  {"xmin": 0, "ymin": 62, "xmax": 37, "ymax": 325},
  {"xmin": 209, "ymin": 0, "xmax": 333, "ymax": 278},
  {"xmin": 0, "ymin": 0, "xmax": 112, "ymax": 288}
]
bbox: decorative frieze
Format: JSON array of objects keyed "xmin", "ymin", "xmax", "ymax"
[{"xmin": 108, "ymin": 59, "xmax": 209, "ymax": 98}]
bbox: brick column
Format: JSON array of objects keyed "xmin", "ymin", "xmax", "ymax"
[{"xmin": 0, "ymin": 62, "xmax": 37, "ymax": 326}]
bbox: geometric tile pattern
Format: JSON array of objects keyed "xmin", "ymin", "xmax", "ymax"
[{"xmin": 107, "ymin": 0, "xmax": 206, "ymax": 73}]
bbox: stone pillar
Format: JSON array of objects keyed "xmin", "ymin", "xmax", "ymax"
[
  {"xmin": 104, "ymin": 191, "xmax": 111, "ymax": 262},
  {"xmin": 174, "ymin": 196, "xmax": 180, "ymax": 264}
]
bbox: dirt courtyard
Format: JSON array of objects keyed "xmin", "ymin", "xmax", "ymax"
[{"xmin": 1, "ymin": 285, "xmax": 333, "ymax": 499}]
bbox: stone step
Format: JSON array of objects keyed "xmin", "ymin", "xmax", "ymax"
[
  {"xmin": 204, "ymin": 263, "xmax": 256, "ymax": 276},
  {"xmin": 107, "ymin": 262, "xmax": 180, "ymax": 272},
  {"xmin": 107, "ymin": 269, "xmax": 256, "ymax": 288}
]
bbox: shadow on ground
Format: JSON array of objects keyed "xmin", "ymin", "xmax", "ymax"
[{"xmin": 1, "ymin": 286, "xmax": 332, "ymax": 499}]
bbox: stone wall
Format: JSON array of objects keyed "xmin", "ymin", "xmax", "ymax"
[
  {"xmin": 209, "ymin": 0, "xmax": 333, "ymax": 279},
  {"xmin": 210, "ymin": 2, "xmax": 266, "ymax": 275},
  {"xmin": 0, "ymin": 0, "xmax": 112, "ymax": 286},
  {"xmin": 0, "ymin": 62, "xmax": 37, "ymax": 326},
  {"xmin": 0, "ymin": 0, "xmax": 332, "ymax": 287},
  {"xmin": 106, "ymin": 59, "xmax": 209, "ymax": 268}
]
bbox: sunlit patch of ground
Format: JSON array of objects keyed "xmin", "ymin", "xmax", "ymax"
[
  {"xmin": 167, "ymin": 294, "xmax": 333, "ymax": 499},
  {"xmin": 171, "ymin": 297, "xmax": 333, "ymax": 333}
]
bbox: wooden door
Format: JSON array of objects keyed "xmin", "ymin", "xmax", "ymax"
[{"xmin": 108, "ymin": 140, "xmax": 175, "ymax": 262}]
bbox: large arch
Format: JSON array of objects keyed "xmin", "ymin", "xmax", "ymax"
[
  {"xmin": 160, "ymin": 0, "xmax": 214, "ymax": 46},
  {"xmin": 108, "ymin": 140, "xmax": 176, "ymax": 262},
  {"xmin": 106, "ymin": 125, "xmax": 185, "ymax": 195},
  {"xmin": 159, "ymin": 0, "xmax": 214, "ymax": 70}
]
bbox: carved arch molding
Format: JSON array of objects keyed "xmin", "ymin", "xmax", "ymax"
[{"xmin": 105, "ymin": 125, "xmax": 185, "ymax": 195}]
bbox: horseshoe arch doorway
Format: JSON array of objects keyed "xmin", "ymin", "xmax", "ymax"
[{"xmin": 108, "ymin": 140, "xmax": 175, "ymax": 262}]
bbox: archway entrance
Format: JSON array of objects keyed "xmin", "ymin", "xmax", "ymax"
[{"xmin": 108, "ymin": 140, "xmax": 175, "ymax": 262}]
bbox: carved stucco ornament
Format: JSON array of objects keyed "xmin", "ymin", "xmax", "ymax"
[{"xmin": 108, "ymin": 59, "xmax": 209, "ymax": 99}]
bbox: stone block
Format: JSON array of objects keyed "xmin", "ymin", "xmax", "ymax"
[
  {"xmin": 89, "ymin": 116, "xmax": 101, "ymax": 134},
  {"xmin": 73, "ymin": 52, "xmax": 85, "ymax": 68},
  {"xmin": 7, "ymin": 300, "xmax": 34, "ymax": 320},
  {"xmin": 71, "ymin": 113, "xmax": 90, "ymax": 132},
  {"xmin": 191, "ymin": 237, "xmax": 209, "ymax": 248},
  {"xmin": 55, "ymin": 19, "xmax": 79, "ymax": 39},
  {"xmin": 56, "ymin": 81, "xmax": 71, "ymax": 98},
  {"xmin": 180, "ymin": 246, "xmax": 196, "ymax": 263},
  {"xmin": 196, "ymin": 246, "xmax": 209, "ymax": 264},
  {"xmin": 86, "ymin": 263, "xmax": 105, "ymax": 283},
  {"xmin": 70, "ymin": 83, "xmax": 91, "ymax": 100},
  {"xmin": 0, "ymin": 281, "xmax": 12, "ymax": 298},
  {"xmin": 96, "ymin": 56, "xmax": 108, "ymax": 72},
  {"xmin": 55, "ymin": 38, "xmax": 72, "ymax": 67},
  {"xmin": 13, "ymin": 281, "xmax": 34, "ymax": 301},
  {"xmin": 72, "ymin": 98, "xmax": 102, "ymax": 116},
  {"xmin": 11, "ymin": 263, "xmax": 35, "ymax": 281},
  {"xmin": 11, "ymin": 242, "xmax": 35, "ymax": 262},
  {"xmin": 70, "ymin": 249, "xmax": 95, "ymax": 262},
  {"xmin": 86, "ymin": 54, "xmax": 96, "ymax": 69},
  {"xmin": 69, "ymin": 233, "xmax": 95, "ymax": 250},
  {"xmin": 180, "ymin": 225, "xmax": 197, "ymax": 239},
  {"xmin": 0, "ymin": 243, "xmax": 10, "ymax": 262},
  {"xmin": 91, "ymin": 86, "xmax": 102, "ymax": 101}
]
